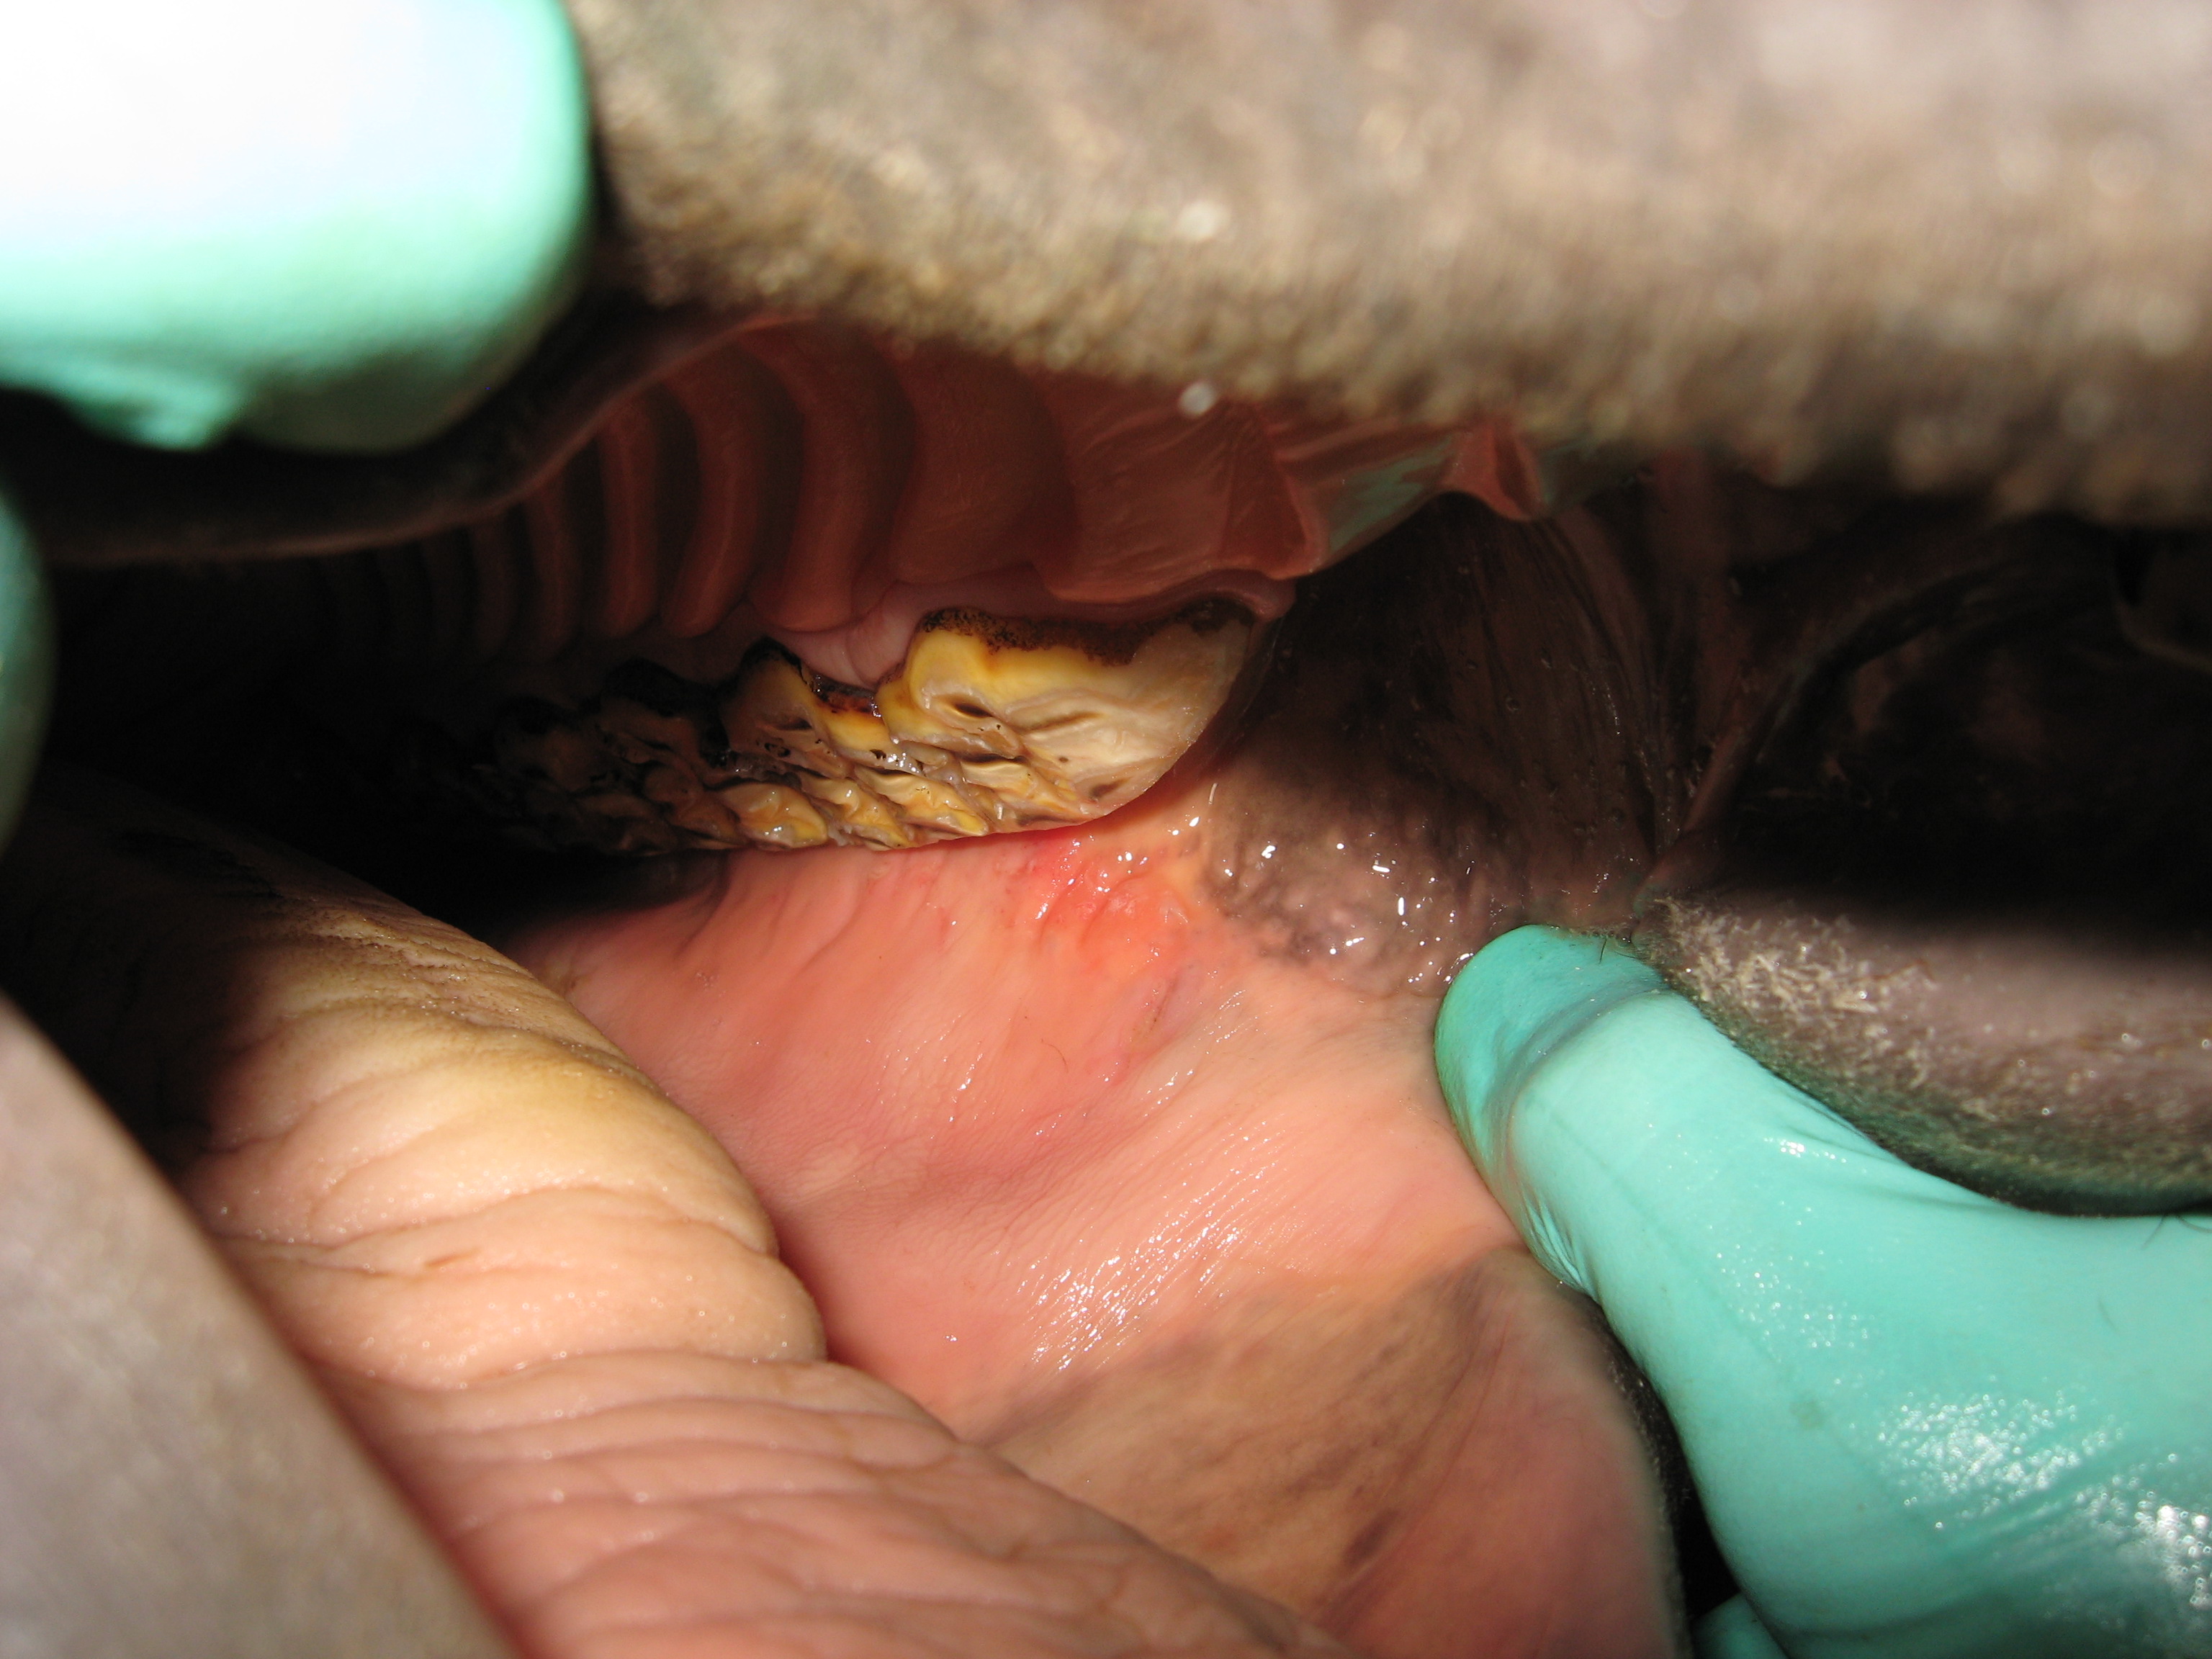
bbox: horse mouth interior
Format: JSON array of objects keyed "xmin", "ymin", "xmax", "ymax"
[{"xmin": 24, "ymin": 303, "xmax": 2212, "ymax": 1652}]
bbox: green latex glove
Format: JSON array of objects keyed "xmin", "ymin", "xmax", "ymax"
[
  {"xmin": 1436, "ymin": 925, "xmax": 2212, "ymax": 1658},
  {"xmin": 0, "ymin": 0, "xmax": 590, "ymax": 453}
]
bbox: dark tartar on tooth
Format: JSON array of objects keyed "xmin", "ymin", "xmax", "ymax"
[{"xmin": 424, "ymin": 599, "xmax": 1257, "ymax": 855}]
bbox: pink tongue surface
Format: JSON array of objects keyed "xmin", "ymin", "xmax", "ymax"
[{"xmin": 503, "ymin": 777, "xmax": 1681, "ymax": 1658}]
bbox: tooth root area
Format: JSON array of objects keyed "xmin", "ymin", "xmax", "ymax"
[{"xmin": 437, "ymin": 601, "xmax": 1254, "ymax": 855}]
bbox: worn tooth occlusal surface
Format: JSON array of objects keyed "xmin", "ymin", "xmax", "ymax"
[{"xmin": 450, "ymin": 598, "xmax": 1255, "ymax": 854}]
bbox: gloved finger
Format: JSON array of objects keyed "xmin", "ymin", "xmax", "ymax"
[
  {"xmin": 0, "ymin": 0, "xmax": 591, "ymax": 454},
  {"xmin": 1435, "ymin": 924, "xmax": 2212, "ymax": 1659}
]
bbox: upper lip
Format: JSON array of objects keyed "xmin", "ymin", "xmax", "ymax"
[
  {"xmin": 13, "ymin": 0, "xmax": 2212, "ymax": 564},
  {"xmin": 564, "ymin": 0, "xmax": 2212, "ymax": 524}
]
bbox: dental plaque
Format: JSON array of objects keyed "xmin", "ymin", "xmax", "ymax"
[{"xmin": 451, "ymin": 601, "xmax": 1256, "ymax": 855}]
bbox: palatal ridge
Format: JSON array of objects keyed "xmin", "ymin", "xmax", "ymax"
[{"xmin": 423, "ymin": 598, "xmax": 1256, "ymax": 855}]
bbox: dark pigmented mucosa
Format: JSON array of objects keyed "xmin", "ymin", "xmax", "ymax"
[{"xmin": 1644, "ymin": 531, "xmax": 2212, "ymax": 1214}]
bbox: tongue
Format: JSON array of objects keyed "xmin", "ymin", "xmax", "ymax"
[{"xmin": 501, "ymin": 751, "xmax": 1683, "ymax": 1655}]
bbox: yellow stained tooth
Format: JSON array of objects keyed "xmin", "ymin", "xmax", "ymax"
[
  {"xmin": 459, "ymin": 601, "xmax": 1253, "ymax": 854},
  {"xmin": 882, "ymin": 606, "xmax": 1251, "ymax": 817},
  {"xmin": 717, "ymin": 781, "xmax": 829, "ymax": 850},
  {"xmin": 720, "ymin": 654, "xmax": 899, "ymax": 775},
  {"xmin": 639, "ymin": 765, "xmax": 747, "ymax": 846},
  {"xmin": 594, "ymin": 701, "xmax": 710, "ymax": 771},
  {"xmin": 955, "ymin": 757, "xmax": 1082, "ymax": 825},
  {"xmin": 819, "ymin": 702, "xmax": 898, "ymax": 765},
  {"xmin": 879, "ymin": 639, "xmax": 1025, "ymax": 758},
  {"xmin": 797, "ymin": 774, "xmax": 912, "ymax": 849},
  {"xmin": 861, "ymin": 768, "xmax": 990, "ymax": 838},
  {"xmin": 719, "ymin": 656, "xmax": 850, "ymax": 778}
]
